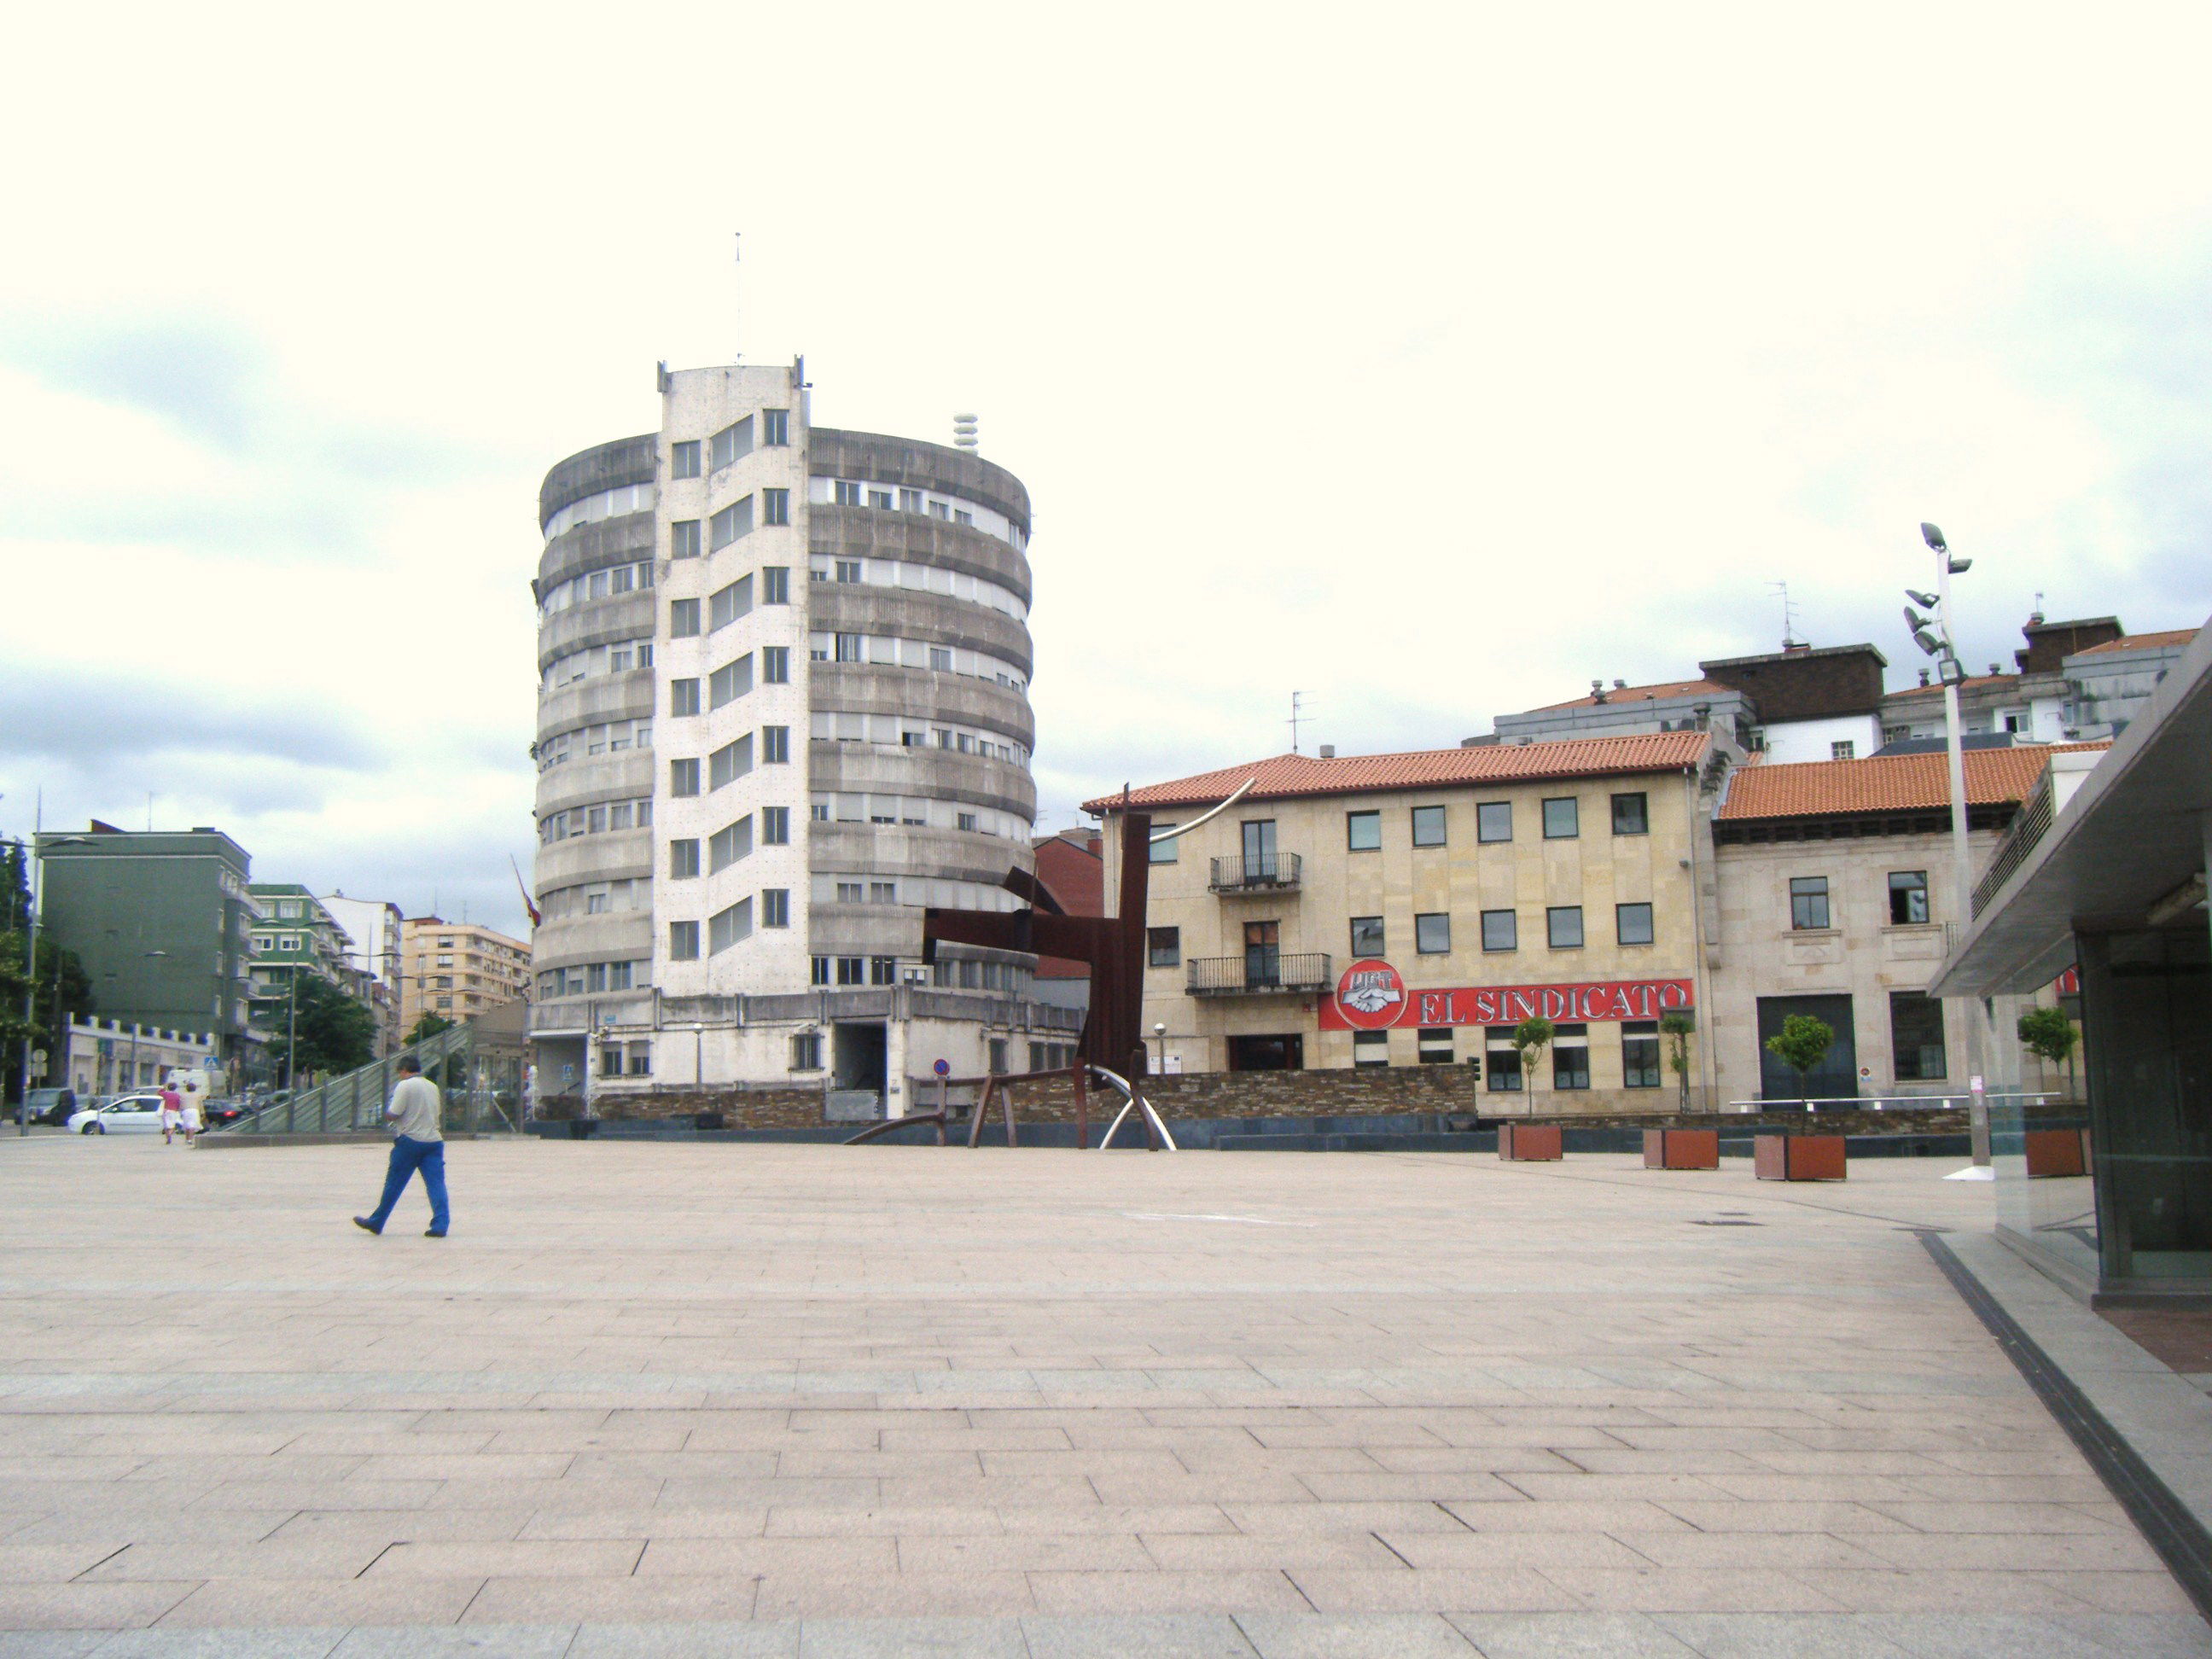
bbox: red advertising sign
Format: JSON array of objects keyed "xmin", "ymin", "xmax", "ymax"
[
  {"xmin": 1332, "ymin": 959, "xmax": 1408, "ymax": 1029},
  {"xmin": 1319, "ymin": 967, "xmax": 1692, "ymax": 1032}
]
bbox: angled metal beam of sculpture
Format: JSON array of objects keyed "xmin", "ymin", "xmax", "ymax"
[{"xmin": 920, "ymin": 779, "xmax": 1258, "ymax": 1073}]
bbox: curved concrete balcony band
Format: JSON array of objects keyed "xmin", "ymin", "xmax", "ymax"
[
  {"xmin": 538, "ymin": 511, "xmax": 656, "ymax": 596},
  {"xmin": 808, "ymin": 428, "xmax": 1031, "ymax": 536},
  {"xmin": 807, "ymin": 586, "xmax": 1033, "ymax": 679},
  {"xmin": 808, "ymin": 745, "xmax": 1037, "ymax": 822},
  {"xmin": 538, "ymin": 591, "xmax": 655, "ymax": 669},
  {"xmin": 810, "ymin": 509, "xmax": 1033, "ymax": 605},
  {"xmin": 535, "ymin": 749, "xmax": 654, "ymax": 815},
  {"xmin": 537, "ymin": 672, "xmax": 655, "ymax": 746},
  {"xmin": 530, "ymin": 912, "xmax": 655, "ymax": 973},
  {"xmin": 541, "ymin": 434, "xmax": 655, "ymax": 531},
  {"xmin": 806, "ymin": 823, "xmax": 1036, "ymax": 887},
  {"xmin": 807, "ymin": 664, "xmax": 1035, "ymax": 751},
  {"xmin": 805, "ymin": 903, "xmax": 932, "ymax": 958},
  {"xmin": 533, "ymin": 832, "xmax": 654, "ymax": 896}
]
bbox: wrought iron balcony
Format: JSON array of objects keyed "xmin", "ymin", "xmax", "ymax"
[
  {"xmin": 1208, "ymin": 853, "xmax": 1302, "ymax": 894},
  {"xmin": 1186, "ymin": 952, "xmax": 1331, "ymax": 996}
]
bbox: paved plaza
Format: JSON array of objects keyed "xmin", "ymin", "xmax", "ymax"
[{"xmin": 0, "ymin": 1134, "xmax": 2203, "ymax": 1656}]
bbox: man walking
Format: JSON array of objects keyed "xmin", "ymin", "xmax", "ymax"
[
  {"xmin": 158, "ymin": 1079, "xmax": 184, "ymax": 1145},
  {"xmin": 353, "ymin": 1056, "xmax": 449, "ymax": 1237}
]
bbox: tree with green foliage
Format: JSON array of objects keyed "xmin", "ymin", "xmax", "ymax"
[
  {"xmin": 0, "ymin": 843, "xmax": 95, "ymax": 1103},
  {"xmin": 2017, "ymin": 1005, "xmax": 2081, "ymax": 1103},
  {"xmin": 1764, "ymin": 1014, "xmax": 1835, "ymax": 1103},
  {"xmin": 405, "ymin": 1011, "xmax": 457, "ymax": 1045},
  {"xmin": 1660, "ymin": 1011, "xmax": 1697, "ymax": 1112},
  {"xmin": 267, "ymin": 973, "xmax": 376, "ymax": 1083},
  {"xmin": 1513, "ymin": 1016, "xmax": 1554, "ymax": 1113}
]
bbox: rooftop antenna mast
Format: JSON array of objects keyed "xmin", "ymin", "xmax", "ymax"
[
  {"xmin": 953, "ymin": 413, "xmax": 978, "ymax": 452},
  {"xmin": 1288, "ymin": 690, "xmax": 1307, "ymax": 754},
  {"xmin": 1770, "ymin": 580, "xmax": 1802, "ymax": 649}
]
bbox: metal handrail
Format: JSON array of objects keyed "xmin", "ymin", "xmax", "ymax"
[
  {"xmin": 1186, "ymin": 952, "xmax": 1330, "ymax": 994},
  {"xmin": 1208, "ymin": 853, "xmax": 1301, "ymax": 891},
  {"xmin": 1722, "ymin": 1091, "xmax": 2060, "ymax": 1115}
]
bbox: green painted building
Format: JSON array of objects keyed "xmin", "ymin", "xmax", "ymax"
[{"xmin": 37, "ymin": 825, "xmax": 258, "ymax": 1065}]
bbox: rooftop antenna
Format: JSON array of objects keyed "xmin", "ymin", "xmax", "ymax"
[
  {"xmin": 1288, "ymin": 690, "xmax": 1307, "ymax": 754},
  {"xmin": 952, "ymin": 414, "xmax": 979, "ymax": 452},
  {"xmin": 1769, "ymin": 580, "xmax": 1802, "ymax": 649},
  {"xmin": 2031, "ymin": 590, "xmax": 2046, "ymax": 624}
]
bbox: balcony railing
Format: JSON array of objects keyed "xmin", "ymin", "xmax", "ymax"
[
  {"xmin": 1186, "ymin": 952, "xmax": 1331, "ymax": 996},
  {"xmin": 1208, "ymin": 853, "xmax": 1302, "ymax": 893}
]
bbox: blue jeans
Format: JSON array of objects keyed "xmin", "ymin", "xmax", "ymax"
[{"xmin": 368, "ymin": 1136, "xmax": 449, "ymax": 1233}]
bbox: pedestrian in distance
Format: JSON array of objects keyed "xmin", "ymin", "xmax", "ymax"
[
  {"xmin": 353, "ymin": 1056, "xmax": 449, "ymax": 1237},
  {"xmin": 158, "ymin": 1080, "xmax": 184, "ymax": 1145},
  {"xmin": 180, "ymin": 1088, "xmax": 201, "ymax": 1146}
]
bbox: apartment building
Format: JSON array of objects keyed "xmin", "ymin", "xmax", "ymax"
[
  {"xmin": 401, "ymin": 917, "xmax": 529, "ymax": 1029},
  {"xmin": 36, "ymin": 824, "xmax": 259, "ymax": 1066},
  {"xmin": 529, "ymin": 358, "xmax": 1076, "ymax": 1111},
  {"xmin": 320, "ymin": 894, "xmax": 404, "ymax": 1056},
  {"xmin": 1090, "ymin": 735, "xmax": 1725, "ymax": 1109},
  {"xmin": 1708, "ymin": 744, "xmax": 2105, "ymax": 1102}
]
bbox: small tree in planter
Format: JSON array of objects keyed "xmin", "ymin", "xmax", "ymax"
[
  {"xmin": 1764, "ymin": 1014, "xmax": 1834, "ymax": 1107},
  {"xmin": 1660, "ymin": 1011, "xmax": 1696, "ymax": 1112},
  {"xmin": 1513, "ymin": 1016, "xmax": 1554, "ymax": 1116},
  {"xmin": 2017, "ymin": 1005, "xmax": 2081, "ymax": 1103}
]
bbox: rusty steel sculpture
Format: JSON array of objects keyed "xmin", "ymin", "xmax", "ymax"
[{"xmin": 844, "ymin": 781, "xmax": 1254, "ymax": 1152}]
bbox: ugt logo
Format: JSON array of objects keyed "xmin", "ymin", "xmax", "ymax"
[{"xmin": 1336, "ymin": 958, "xmax": 1406, "ymax": 1029}]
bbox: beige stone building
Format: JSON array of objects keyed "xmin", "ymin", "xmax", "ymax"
[
  {"xmin": 1091, "ymin": 734, "xmax": 1729, "ymax": 1111},
  {"xmin": 1707, "ymin": 744, "xmax": 2104, "ymax": 1102},
  {"xmin": 400, "ymin": 917, "xmax": 531, "ymax": 1031}
]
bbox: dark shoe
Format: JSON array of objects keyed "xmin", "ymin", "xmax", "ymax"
[
  {"xmin": 352, "ymin": 1217, "xmax": 381, "ymax": 1234},
  {"xmin": 424, "ymin": 1229, "xmax": 447, "ymax": 1237}
]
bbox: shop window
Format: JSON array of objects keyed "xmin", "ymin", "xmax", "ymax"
[
  {"xmin": 1622, "ymin": 1020, "xmax": 1661, "ymax": 1088},
  {"xmin": 1349, "ymin": 916, "xmax": 1385, "ymax": 958},
  {"xmin": 1552, "ymin": 1024, "xmax": 1591, "ymax": 1090},
  {"xmin": 1889, "ymin": 870, "xmax": 1930, "ymax": 926},
  {"xmin": 1790, "ymin": 876, "xmax": 1831, "ymax": 930},
  {"xmin": 1415, "ymin": 912, "xmax": 1452, "ymax": 954},
  {"xmin": 1148, "ymin": 927, "xmax": 1180, "ymax": 969},
  {"xmin": 1542, "ymin": 797, "xmax": 1580, "ymax": 839},
  {"xmin": 1616, "ymin": 902, "xmax": 1654, "ymax": 946},
  {"xmin": 1611, "ymin": 792, "xmax": 1649, "ymax": 835},
  {"xmin": 1353, "ymin": 1031, "xmax": 1389, "ymax": 1068},
  {"xmin": 1347, "ymin": 810, "xmax": 1381, "ymax": 851},
  {"xmin": 1477, "ymin": 801, "xmax": 1513, "ymax": 842},
  {"xmin": 1411, "ymin": 806, "xmax": 1447, "ymax": 847},
  {"xmin": 1547, "ymin": 906, "xmax": 1584, "ymax": 948},
  {"xmin": 1890, "ymin": 992, "xmax": 1947, "ymax": 1080},
  {"xmin": 1417, "ymin": 1027, "xmax": 1454, "ymax": 1065},
  {"xmin": 1485, "ymin": 1028, "xmax": 1523, "ymax": 1092}
]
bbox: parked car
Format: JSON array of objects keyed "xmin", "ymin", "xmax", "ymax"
[
  {"xmin": 67, "ymin": 1094, "xmax": 167, "ymax": 1134},
  {"xmin": 201, "ymin": 1098, "xmax": 249, "ymax": 1128},
  {"xmin": 20, "ymin": 1088, "xmax": 77, "ymax": 1127}
]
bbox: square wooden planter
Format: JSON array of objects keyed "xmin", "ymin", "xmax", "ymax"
[
  {"xmin": 1498, "ymin": 1122, "xmax": 1563, "ymax": 1161},
  {"xmin": 2023, "ymin": 1127, "xmax": 2088, "ymax": 1179},
  {"xmin": 1754, "ymin": 1132, "xmax": 1846, "ymax": 1181},
  {"xmin": 1644, "ymin": 1127, "xmax": 1720, "ymax": 1170}
]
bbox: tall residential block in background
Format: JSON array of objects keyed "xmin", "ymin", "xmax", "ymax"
[
  {"xmin": 400, "ymin": 917, "xmax": 529, "ymax": 1030},
  {"xmin": 529, "ymin": 359, "xmax": 1076, "ymax": 1111},
  {"xmin": 37, "ymin": 824, "xmax": 258, "ymax": 1066}
]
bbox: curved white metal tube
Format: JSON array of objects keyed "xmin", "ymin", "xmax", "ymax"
[
  {"xmin": 1146, "ymin": 778, "xmax": 1256, "ymax": 844},
  {"xmin": 1088, "ymin": 1064, "xmax": 1179, "ymax": 1151}
]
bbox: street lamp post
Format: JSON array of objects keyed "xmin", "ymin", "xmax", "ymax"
[
  {"xmin": 692, "ymin": 1022, "xmax": 704, "ymax": 1094},
  {"xmin": 1153, "ymin": 1022, "xmax": 1167, "ymax": 1075},
  {"xmin": 1906, "ymin": 523, "xmax": 1991, "ymax": 1175}
]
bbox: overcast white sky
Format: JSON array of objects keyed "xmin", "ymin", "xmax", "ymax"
[{"xmin": 3, "ymin": 3, "xmax": 2209, "ymax": 941}]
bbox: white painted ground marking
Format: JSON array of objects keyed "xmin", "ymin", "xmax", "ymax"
[{"xmin": 1123, "ymin": 1211, "xmax": 1317, "ymax": 1226}]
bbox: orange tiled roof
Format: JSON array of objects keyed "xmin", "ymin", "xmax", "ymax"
[
  {"xmin": 1084, "ymin": 732, "xmax": 1712, "ymax": 813},
  {"xmin": 1717, "ymin": 742, "xmax": 2110, "ymax": 821},
  {"xmin": 1883, "ymin": 672, "xmax": 2021, "ymax": 700},
  {"xmin": 2072, "ymin": 628, "xmax": 2197, "ymax": 655},
  {"xmin": 1526, "ymin": 678, "xmax": 1736, "ymax": 713}
]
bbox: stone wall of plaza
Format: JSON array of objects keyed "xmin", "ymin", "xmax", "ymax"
[{"xmin": 1106, "ymin": 759, "xmax": 1721, "ymax": 1115}]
